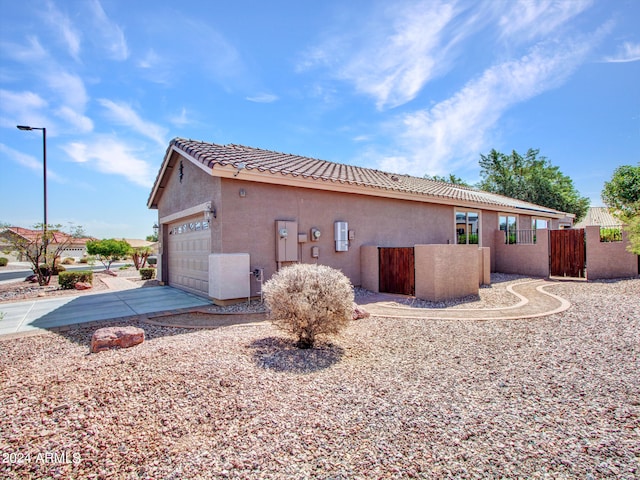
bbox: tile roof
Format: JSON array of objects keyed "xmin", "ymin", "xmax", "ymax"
[
  {"xmin": 2, "ymin": 227, "xmax": 94, "ymax": 244},
  {"xmin": 575, "ymin": 207, "xmax": 621, "ymax": 228},
  {"xmin": 152, "ymin": 137, "xmax": 566, "ymax": 216}
]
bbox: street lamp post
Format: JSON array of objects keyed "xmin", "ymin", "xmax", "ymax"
[{"xmin": 17, "ymin": 125, "xmax": 48, "ymax": 273}]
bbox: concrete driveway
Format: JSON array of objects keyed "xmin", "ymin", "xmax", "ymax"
[{"xmin": 0, "ymin": 286, "xmax": 211, "ymax": 337}]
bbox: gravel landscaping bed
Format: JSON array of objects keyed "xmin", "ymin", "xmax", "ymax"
[
  {"xmin": 1, "ymin": 278, "xmax": 638, "ymax": 478},
  {"xmin": 0, "ymin": 267, "xmax": 156, "ymax": 303}
]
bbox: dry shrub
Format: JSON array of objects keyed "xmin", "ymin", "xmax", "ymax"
[{"xmin": 263, "ymin": 263, "xmax": 354, "ymax": 348}]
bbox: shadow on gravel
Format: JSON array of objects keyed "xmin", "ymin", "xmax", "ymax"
[{"xmin": 248, "ymin": 336, "xmax": 344, "ymax": 373}]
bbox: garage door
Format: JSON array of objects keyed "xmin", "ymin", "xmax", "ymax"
[{"xmin": 166, "ymin": 215, "xmax": 211, "ymax": 296}]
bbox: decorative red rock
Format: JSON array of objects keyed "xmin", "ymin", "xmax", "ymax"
[
  {"xmin": 91, "ymin": 326, "xmax": 145, "ymax": 353},
  {"xmin": 352, "ymin": 303, "xmax": 370, "ymax": 320},
  {"xmin": 75, "ymin": 282, "xmax": 92, "ymax": 290},
  {"xmin": 104, "ymin": 269, "xmax": 118, "ymax": 277}
]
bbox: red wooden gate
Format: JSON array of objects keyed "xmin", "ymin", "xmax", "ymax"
[
  {"xmin": 379, "ymin": 247, "xmax": 415, "ymax": 295},
  {"xmin": 550, "ymin": 229, "xmax": 585, "ymax": 277}
]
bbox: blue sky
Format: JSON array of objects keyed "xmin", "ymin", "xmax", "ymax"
[{"xmin": 1, "ymin": 0, "xmax": 638, "ymax": 239}]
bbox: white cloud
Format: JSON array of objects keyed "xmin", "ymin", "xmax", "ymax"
[
  {"xmin": 603, "ymin": 41, "xmax": 640, "ymax": 63},
  {"xmin": 98, "ymin": 99, "xmax": 168, "ymax": 147},
  {"xmin": 138, "ymin": 49, "xmax": 161, "ymax": 69},
  {"xmin": 56, "ymin": 106, "xmax": 94, "ymax": 133},
  {"xmin": 0, "ymin": 143, "xmax": 65, "ymax": 182},
  {"xmin": 43, "ymin": 0, "xmax": 82, "ymax": 60},
  {"xmin": 46, "ymin": 70, "xmax": 89, "ymax": 111},
  {"xmin": 169, "ymin": 107, "xmax": 190, "ymax": 127},
  {"xmin": 0, "ymin": 90, "xmax": 49, "ymax": 129},
  {"xmin": 300, "ymin": 0, "xmax": 462, "ymax": 110},
  {"xmin": 0, "ymin": 36, "xmax": 47, "ymax": 63},
  {"xmin": 89, "ymin": 0, "xmax": 129, "ymax": 61},
  {"xmin": 246, "ymin": 93, "xmax": 279, "ymax": 103},
  {"xmin": 0, "ymin": 33, "xmax": 93, "ymax": 135},
  {"xmin": 43, "ymin": 70, "xmax": 93, "ymax": 132},
  {"xmin": 498, "ymin": 0, "xmax": 593, "ymax": 41},
  {"xmin": 379, "ymin": 36, "xmax": 600, "ymax": 176},
  {"xmin": 63, "ymin": 137, "xmax": 155, "ymax": 188}
]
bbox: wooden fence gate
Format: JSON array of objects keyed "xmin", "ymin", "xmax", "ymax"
[
  {"xmin": 550, "ymin": 229, "xmax": 585, "ymax": 277},
  {"xmin": 379, "ymin": 247, "xmax": 415, "ymax": 295}
]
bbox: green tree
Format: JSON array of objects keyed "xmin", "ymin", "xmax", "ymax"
[
  {"xmin": 86, "ymin": 239, "xmax": 131, "ymax": 271},
  {"xmin": 423, "ymin": 173, "xmax": 470, "ymax": 186},
  {"xmin": 478, "ymin": 148, "xmax": 589, "ymax": 222},
  {"xmin": 601, "ymin": 165, "xmax": 640, "ymax": 218},
  {"xmin": 601, "ymin": 164, "xmax": 640, "ymax": 255}
]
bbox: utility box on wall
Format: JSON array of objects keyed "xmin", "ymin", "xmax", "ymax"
[
  {"xmin": 209, "ymin": 253, "xmax": 250, "ymax": 303},
  {"xmin": 335, "ymin": 221, "xmax": 349, "ymax": 252},
  {"xmin": 276, "ymin": 220, "xmax": 298, "ymax": 262}
]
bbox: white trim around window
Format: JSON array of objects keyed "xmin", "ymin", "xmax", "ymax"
[{"xmin": 455, "ymin": 209, "xmax": 481, "ymax": 245}]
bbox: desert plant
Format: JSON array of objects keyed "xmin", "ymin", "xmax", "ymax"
[
  {"xmin": 0, "ymin": 257, "xmax": 8, "ymax": 267},
  {"xmin": 61, "ymin": 257, "xmax": 75, "ymax": 265},
  {"xmin": 130, "ymin": 245, "xmax": 152, "ymax": 270},
  {"xmin": 140, "ymin": 268, "xmax": 156, "ymax": 280},
  {"xmin": 600, "ymin": 226, "xmax": 623, "ymax": 242},
  {"xmin": 40, "ymin": 263, "xmax": 65, "ymax": 276},
  {"xmin": 58, "ymin": 271, "xmax": 93, "ymax": 290},
  {"xmin": 262, "ymin": 263, "xmax": 354, "ymax": 348}
]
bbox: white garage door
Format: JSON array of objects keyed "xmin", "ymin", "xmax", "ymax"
[{"xmin": 166, "ymin": 216, "xmax": 211, "ymax": 296}]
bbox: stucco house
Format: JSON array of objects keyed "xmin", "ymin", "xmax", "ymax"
[
  {"xmin": 0, "ymin": 227, "xmax": 95, "ymax": 262},
  {"xmin": 147, "ymin": 138, "xmax": 575, "ymax": 304}
]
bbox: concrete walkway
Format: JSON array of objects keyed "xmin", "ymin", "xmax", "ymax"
[
  {"xmin": 0, "ymin": 280, "xmax": 211, "ymax": 338},
  {"xmin": 0, "ymin": 278, "xmax": 571, "ymax": 339},
  {"xmin": 360, "ymin": 279, "xmax": 571, "ymax": 320}
]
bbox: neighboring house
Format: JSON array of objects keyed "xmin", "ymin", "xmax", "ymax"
[
  {"xmin": 574, "ymin": 207, "xmax": 621, "ymax": 228},
  {"xmin": 124, "ymin": 239, "xmax": 159, "ymax": 254},
  {"xmin": 0, "ymin": 227, "xmax": 94, "ymax": 261},
  {"xmin": 148, "ymin": 138, "xmax": 573, "ymax": 303}
]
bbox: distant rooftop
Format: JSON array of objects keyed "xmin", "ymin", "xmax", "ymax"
[{"xmin": 575, "ymin": 207, "xmax": 622, "ymax": 228}]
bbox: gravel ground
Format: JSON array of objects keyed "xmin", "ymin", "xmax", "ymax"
[{"xmin": 1, "ymin": 278, "xmax": 639, "ymax": 479}]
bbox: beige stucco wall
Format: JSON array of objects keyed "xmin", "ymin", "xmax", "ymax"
[
  {"xmin": 151, "ymin": 153, "xmax": 570, "ymax": 297},
  {"xmin": 585, "ymin": 226, "xmax": 639, "ymax": 280},
  {"xmin": 493, "ymin": 229, "xmax": 550, "ymax": 277},
  {"xmin": 481, "ymin": 212, "xmax": 499, "ymax": 272},
  {"xmin": 360, "ymin": 245, "xmax": 379, "ymax": 292},
  {"xmin": 155, "ymin": 153, "xmax": 222, "ymax": 285},
  {"xmin": 219, "ymin": 179, "xmax": 456, "ymax": 295},
  {"xmin": 478, "ymin": 247, "xmax": 491, "ymax": 286},
  {"xmin": 414, "ymin": 245, "xmax": 480, "ymax": 301}
]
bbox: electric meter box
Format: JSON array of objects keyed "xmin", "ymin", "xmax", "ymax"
[
  {"xmin": 334, "ymin": 221, "xmax": 349, "ymax": 252},
  {"xmin": 276, "ymin": 220, "xmax": 298, "ymax": 261}
]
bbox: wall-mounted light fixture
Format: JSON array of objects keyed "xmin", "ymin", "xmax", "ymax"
[
  {"xmin": 239, "ymin": 188, "xmax": 246, "ymax": 197},
  {"xmin": 234, "ymin": 162, "xmax": 246, "ymax": 177},
  {"xmin": 204, "ymin": 202, "xmax": 216, "ymax": 221},
  {"xmin": 153, "ymin": 223, "xmax": 159, "ymax": 237}
]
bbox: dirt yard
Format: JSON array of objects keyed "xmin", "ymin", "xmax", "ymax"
[{"xmin": 0, "ymin": 278, "xmax": 638, "ymax": 478}]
